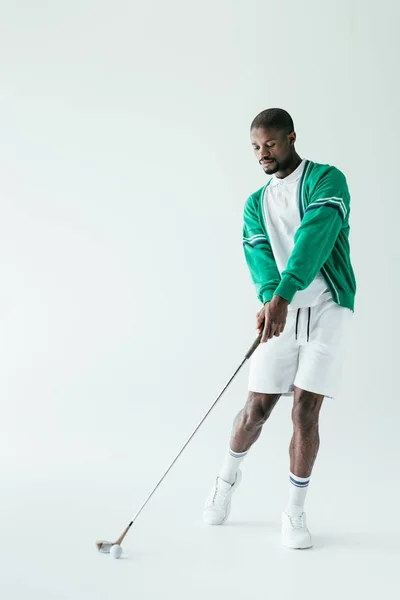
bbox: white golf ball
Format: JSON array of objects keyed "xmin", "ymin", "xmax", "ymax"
[{"xmin": 110, "ymin": 544, "xmax": 122, "ymax": 559}]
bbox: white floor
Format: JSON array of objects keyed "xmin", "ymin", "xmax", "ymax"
[{"xmin": 3, "ymin": 445, "xmax": 399, "ymax": 600}]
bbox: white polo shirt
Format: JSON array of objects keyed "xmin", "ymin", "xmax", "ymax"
[{"xmin": 263, "ymin": 159, "xmax": 331, "ymax": 310}]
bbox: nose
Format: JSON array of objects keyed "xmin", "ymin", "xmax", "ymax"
[{"xmin": 259, "ymin": 152, "xmax": 271, "ymax": 162}]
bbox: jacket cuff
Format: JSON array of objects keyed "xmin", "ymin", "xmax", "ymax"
[
  {"xmin": 274, "ymin": 276, "xmax": 299, "ymax": 303},
  {"xmin": 261, "ymin": 288, "xmax": 275, "ymax": 304}
]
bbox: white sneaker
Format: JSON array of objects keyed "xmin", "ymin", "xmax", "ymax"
[
  {"xmin": 281, "ymin": 510, "xmax": 313, "ymax": 549},
  {"xmin": 203, "ymin": 469, "xmax": 242, "ymax": 525}
]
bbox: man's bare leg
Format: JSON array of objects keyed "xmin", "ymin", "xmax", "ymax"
[
  {"xmin": 230, "ymin": 391, "xmax": 281, "ymax": 452},
  {"xmin": 217, "ymin": 391, "xmax": 281, "ymax": 483},
  {"xmin": 282, "ymin": 386, "xmax": 324, "ymax": 549},
  {"xmin": 289, "ymin": 386, "xmax": 324, "ymax": 479},
  {"xmin": 203, "ymin": 391, "xmax": 280, "ymax": 525}
]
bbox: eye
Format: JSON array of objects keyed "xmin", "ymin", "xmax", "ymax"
[{"xmin": 267, "ymin": 143, "xmax": 276, "ymax": 148}]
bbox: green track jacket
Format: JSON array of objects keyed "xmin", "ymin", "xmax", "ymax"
[{"xmin": 242, "ymin": 160, "xmax": 356, "ymax": 311}]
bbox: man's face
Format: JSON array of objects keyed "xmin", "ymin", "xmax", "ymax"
[{"xmin": 250, "ymin": 127, "xmax": 295, "ymax": 176}]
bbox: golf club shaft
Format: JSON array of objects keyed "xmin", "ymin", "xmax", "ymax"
[{"xmin": 118, "ymin": 333, "xmax": 262, "ymax": 538}]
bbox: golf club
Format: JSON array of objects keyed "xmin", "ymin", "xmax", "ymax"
[{"xmin": 96, "ymin": 332, "xmax": 262, "ymax": 554}]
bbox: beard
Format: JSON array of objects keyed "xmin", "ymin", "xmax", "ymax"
[
  {"xmin": 263, "ymin": 160, "xmax": 279, "ymax": 175},
  {"xmin": 262, "ymin": 155, "xmax": 292, "ymax": 176}
]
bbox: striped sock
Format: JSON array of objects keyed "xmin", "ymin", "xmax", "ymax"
[
  {"xmin": 218, "ymin": 448, "xmax": 248, "ymax": 484},
  {"xmin": 286, "ymin": 472, "xmax": 311, "ymax": 516}
]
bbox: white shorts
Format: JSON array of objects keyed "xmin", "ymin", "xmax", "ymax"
[{"xmin": 248, "ymin": 299, "xmax": 353, "ymax": 399}]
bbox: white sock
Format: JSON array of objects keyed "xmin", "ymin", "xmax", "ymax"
[
  {"xmin": 286, "ymin": 472, "xmax": 310, "ymax": 516},
  {"xmin": 218, "ymin": 448, "xmax": 248, "ymax": 484}
]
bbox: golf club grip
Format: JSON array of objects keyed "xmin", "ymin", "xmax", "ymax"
[{"xmin": 245, "ymin": 333, "xmax": 262, "ymax": 359}]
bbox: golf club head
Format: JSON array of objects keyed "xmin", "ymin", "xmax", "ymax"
[{"xmin": 96, "ymin": 540, "xmax": 113, "ymax": 553}]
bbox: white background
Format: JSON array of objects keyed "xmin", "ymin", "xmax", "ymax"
[{"xmin": 0, "ymin": 1, "xmax": 398, "ymax": 598}]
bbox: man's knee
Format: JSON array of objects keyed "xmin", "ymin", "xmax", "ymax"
[
  {"xmin": 292, "ymin": 388, "xmax": 324, "ymax": 429},
  {"xmin": 243, "ymin": 391, "xmax": 280, "ymax": 429}
]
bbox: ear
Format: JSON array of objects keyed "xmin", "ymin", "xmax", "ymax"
[{"xmin": 289, "ymin": 131, "xmax": 296, "ymax": 146}]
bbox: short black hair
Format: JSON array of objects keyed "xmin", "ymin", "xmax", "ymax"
[{"xmin": 250, "ymin": 108, "xmax": 294, "ymax": 134}]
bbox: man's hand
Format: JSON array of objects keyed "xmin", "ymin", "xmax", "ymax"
[
  {"xmin": 256, "ymin": 304, "xmax": 267, "ymax": 335},
  {"xmin": 260, "ymin": 295, "xmax": 289, "ymax": 343}
]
